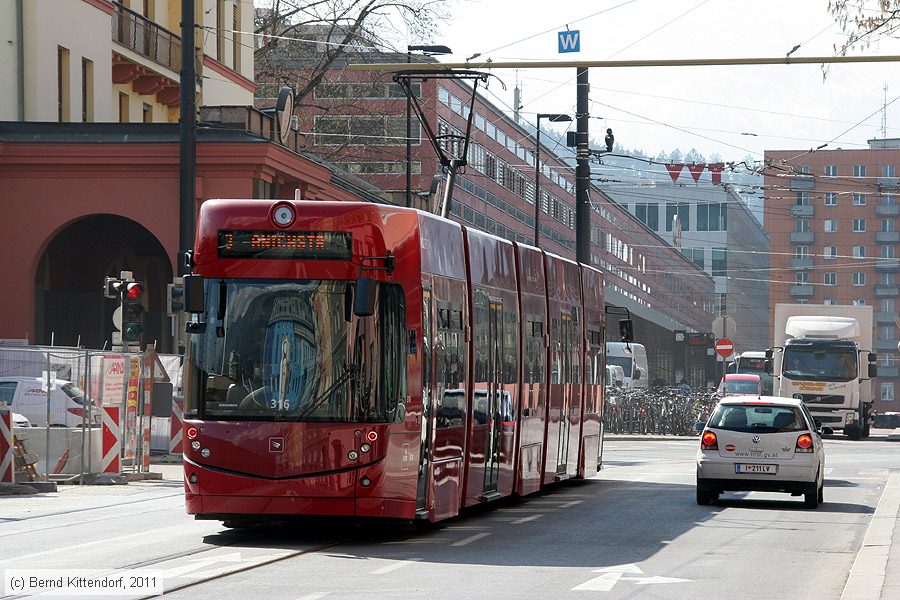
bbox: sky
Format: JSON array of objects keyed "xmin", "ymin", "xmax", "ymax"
[{"xmin": 410, "ymin": 0, "xmax": 900, "ymax": 167}]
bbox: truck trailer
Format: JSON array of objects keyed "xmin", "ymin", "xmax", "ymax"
[{"xmin": 768, "ymin": 303, "xmax": 877, "ymax": 440}]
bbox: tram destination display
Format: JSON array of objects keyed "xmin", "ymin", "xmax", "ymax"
[{"xmin": 217, "ymin": 230, "xmax": 352, "ymax": 260}]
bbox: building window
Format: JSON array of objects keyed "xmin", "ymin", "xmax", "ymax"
[
  {"xmin": 216, "ymin": 0, "xmax": 226, "ymax": 61},
  {"xmin": 853, "ymin": 272, "xmax": 866, "ymax": 286},
  {"xmin": 853, "ymin": 193, "xmax": 867, "ymax": 206},
  {"xmin": 824, "ymin": 192, "xmax": 838, "ymax": 206},
  {"xmin": 795, "ymin": 246, "xmax": 809, "ymax": 258},
  {"xmin": 882, "ymin": 272, "xmax": 895, "ymax": 286},
  {"xmin": 81, "ymin": 58, "xmax": 93, "ymax": 122},
  {"xmin": 118, "ymin": 92, "xmax": 129, "ymax": 123},
  {"xmin": 854, "ymin": 245, "xmax": 866, "ymax": 259},
  {"xmin": 142, "ymin": 103, "xmax": 152, "ymax": 123},
  {"xmin": 884, "ymin": 164, "xmax": 896, "ymax": 177},
  {"xmin": 853, "ymin": 298, "xmax": 867, "ymax": 306},
  {"xmin": 854, "ymin": 165, "xmax": 867, "ymax": 177},
  {"xmin": 854, "ymin": 219, "xmax": 866, "ymax": 232},
  {"xmin": 824, "ymin": 219, "xmax": 837, "ymax": 232},
  {"xmin": 883, "ymin": 218, "xmax": 895, "ymax": 232},
  {"xmin": 635, "ymin": 203, "xmax": 659, "ymax": 230},
  {"xmin": 796, "ymin": 271, "xmax": 809, "ymax": 284},
  {"xmin": 58, "ymin": 46, "xmax": 70, "ymax": 122},
  {"xmin": 882, "ymin": 383, "xmax": 894, "ymax": 403},
  {"xmin": 711, "ymin": 249, "xmax": 727, "ymax": 276},
  {"xmin": 796, "ymin": 218, "xmax": 810, "ymax": 233},
  {"xmin": 665, "ymin": 203, "xmax": 690, "ymax": 231},
  {"xmin": 884, "ymin": 194, "xmax": 896, "ymax": 205},
  {"xmin": 883, "ymin": 245, "xmax": 896, "ymax": 259},
  {"xmin": 824, "ymin": 298, "xmax": 837, "ymax": 305},
  {"xmin": 795, "ymin": 191, "xmax": 810, "ymax": 206},
  {"xmin": 681, "ymin": 248, "xmax": 704, "ymax": 269},
  {"xmin": 824, "ymin": 245, "xmax": 837, "ymax": 259},
  {"xmin": 882, "ymin": 298, "xmax": 896, "ymax": 312},
  {"xmin": 824, "ymin": 272, "xmax": 837, "ymax": 286},
  {"xmin": 825, "ymin": 165, "xmax": 838, "ymax": 176}
]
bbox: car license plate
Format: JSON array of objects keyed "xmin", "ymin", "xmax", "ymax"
[{"xmin": 735, "ymin": 463, "xmax": 777, "ymax": 474}]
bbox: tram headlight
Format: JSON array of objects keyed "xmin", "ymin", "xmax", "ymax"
[
  {"xmin": 201, "ymin": 448, "xmax": 210, "ymax": 458},
  {"xmin": 188, "ymin": 473, "xmax": 198, "ymax": 484},
  {"xmin": 348, "ymin": 450, "xmax": 359, "ymax": 461},
  {"xmin": 360, "ymin": 476, "xmax": 372, "ymax": 487},
  {"xmin": 360, "ymin": 443, "xmax": 371, "ymax": 453},
  {"xmin": 191, "ymin": 440, "xmax": 201, "ymax": 451}
]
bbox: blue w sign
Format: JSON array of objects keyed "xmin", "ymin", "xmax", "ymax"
[{"xmin": 558, "ymin": 30, "xmax": 580, "ymax": 53}]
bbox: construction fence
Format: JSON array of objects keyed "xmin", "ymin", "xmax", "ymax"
[{"xmin": 0, "ymin": 344, "xmax": 183, "ymax": 485}]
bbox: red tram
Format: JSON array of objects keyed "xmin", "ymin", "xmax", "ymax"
[{"xmin": 181, "ymin": 199, "xmax": 606, "ymax": 524}]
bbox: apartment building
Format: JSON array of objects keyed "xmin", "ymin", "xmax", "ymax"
[{"xmin": 765, "ymin": 140, "xmax": 900, "ymax": 410}]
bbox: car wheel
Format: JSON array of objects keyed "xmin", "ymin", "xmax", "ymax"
[
  {"xmin": 817, "ymin": 479, "xmax": 824, "ymax": 504},
  {"xmin": 846, "ymin": 424, "xmax": 861, "ymax": 441},
  {"xmin": 804, "ymin": 482, "xmax": 819, "ymax": 509},
  {"xmin": 696, "ymin": 484, "xmax": 716, "ymax": 506}
]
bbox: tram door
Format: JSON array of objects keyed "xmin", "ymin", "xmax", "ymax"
[
  {"xmin": 483, "ymin": 299, "xmax": 503, "ymax": 495},
  {"xmin": 416, "ymin": 287, "xmax": 434, "ymax": 512},
  {"xmin": 556, "ymin": 312, "xmax": 573, "ymax": 474}
]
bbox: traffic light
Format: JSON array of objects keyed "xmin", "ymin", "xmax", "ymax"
[
  {"xmin": 121, "ymin": 281, "xmax": 145, "ymax": 346},
  {"xmin": 166, "ymin": 277, "xmax": 184, "ymax": 315}
]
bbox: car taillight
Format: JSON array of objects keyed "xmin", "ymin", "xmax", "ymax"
[
  {"xmin": 796, "ymin": 434, "xmax": 814, "ymax": 453},
  {"xmin": 701, "ymin": 431, "xmax": 718, "ymax": 450},
  {"xmin": 67, "ymin": 407, "xmax": 84, "ymax": 417}
]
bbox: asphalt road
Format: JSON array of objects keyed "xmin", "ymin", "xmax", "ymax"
[{"xmin": 2, "ymin": 434, "xmax": 898, "ymax": 600}]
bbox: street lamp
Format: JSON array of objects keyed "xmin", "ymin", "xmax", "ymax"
[
  {"xmin": 534, "ymin": 113, "xmax": 572, "ymax": 246},
  {"xmin": 406, "ymin": 44, "xmax": 452, "ymax": 208}
]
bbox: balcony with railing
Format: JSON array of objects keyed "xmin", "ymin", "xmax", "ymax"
[
  {"xmin": 789, "ymin": 176, "xmax": 815, "ymax": 190},
  {"xmin": 790, "ymin": 231, "xmax": 815, "ymax": 244},
  {"xmin": 877, "ymin": 203, "xmax": 900, "ymax": 217},
  {"xmin": 876, "ymin": 339, "xmax": 899, "ymax": 352},
  {"xmin": 876, "ymin": 285, "xmax": 900, "ymax": 297},
  {"xmin": 877, "ymin": 231, "xmax": 900, "ymax": 243},
  {"xmin": 790, "ymin": 257, "xmax": 813, "ymax": 270},
  {"xmin": 791, "ymin": 204, "xmax": 815, "ymax": 217},
  {"xmin": 876, "ymin": 258, "xmax": 900, "ymax": 272},
  {"xmin": 790, "ymin": 284, "xmax": 814, "ymax": 297},
  {"xmin": 877, "ymin": 311, "xmax": 896, "ymax": 324},
  {"xmin": 111, "ymin": 2, "xmax": 181, "ymax": 74}
]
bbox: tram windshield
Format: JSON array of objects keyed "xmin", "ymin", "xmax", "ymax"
[
  {"xmin": 185, "ymin": 279, "xmax": 406, "ymax": 423},
  {"xmin": 782, "ymin": 347, "xmax": 856, "ymax": 382}
]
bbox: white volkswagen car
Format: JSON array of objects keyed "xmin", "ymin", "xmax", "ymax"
[{"xmin": 696, "ymin": 396, "xmax": 825, "ymax": 508}]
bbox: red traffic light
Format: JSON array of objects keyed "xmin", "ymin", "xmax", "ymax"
[{"xmin": 125, "ymin": 282, "xmax": 143, "ymax": 300}]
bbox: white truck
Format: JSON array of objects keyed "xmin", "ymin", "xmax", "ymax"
[{"xmin": 767, "ymin": 304, "xmax": 877, "ymax": 440}]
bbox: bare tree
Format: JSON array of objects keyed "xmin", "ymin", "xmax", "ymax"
[{"xmin": 829, "ymin": 1, "xmax": 900, "ymax": 55}]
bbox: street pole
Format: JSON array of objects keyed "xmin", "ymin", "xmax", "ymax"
[
  {"xmin": 179, "ymin": 0, "xmax": 196, "ymax": 275},
  {"xmin": 575, "ymin": 67, "xmax": 591, "ymax": 265},
  {"xmin": 405, "ymin": 49, "xmax": 411, "ymax": 208},
  {"xmin": 534, "ymin": 123, "xmax": 541, "ymax": 246}
]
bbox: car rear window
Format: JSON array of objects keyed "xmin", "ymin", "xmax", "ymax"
[
  {"xmin": 708, "ymin": 404, "xmax": 807, "ymax": 433},
  {"xmin": 61, "ymin": 383, "xmax": 86, "ymax": 405}
]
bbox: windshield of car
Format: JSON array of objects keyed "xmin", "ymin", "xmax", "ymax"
[
  {"xmin": 724, "ymin": 380, "xmax": 760, "ymax": 395},
  {"xmin": 708, "ymin": 404, "xmax": 807, "ymax": 433},
  {"xmin": 738, "ymin": 357, "xmax": 766, "ymax": 373},
  {"xmin": 185, "ymin": 279, "xmax": 406, "ymax": 423},
  {"xmin": 783, "ymin": 347, "xmax": 856, "ymax": 381},
  {"xmin": 606, "ymin": 356, "xmax": 633, "ymax": 374}
]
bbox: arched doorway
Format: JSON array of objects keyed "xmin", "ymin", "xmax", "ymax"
[{"xmin": 35, "ymin": 215, "xmax": 174, "ymax": 352}]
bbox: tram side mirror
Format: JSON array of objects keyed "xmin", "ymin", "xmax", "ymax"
[
  {"xmin": 618, "ymin": 319, "xmax": 634, "ymax": 343},
  {"xmin": 354, "ymin": 277, "xmax": 376, "ymax": 317},
  {"xmin": 869, "ymin": 352, "xmax": 878, "ymax": 363},
  {"xmin": 183, "ymin": 274, "xmax": 206, "ymax": 313},
  {"xmin": 869, "ymin": 363, "xmax": 878, "ymax": 378}
]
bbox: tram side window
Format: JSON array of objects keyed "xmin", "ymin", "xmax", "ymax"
[
  {"xmin": 435, "ymin": 304, "xmax": 465, "ymax": 428},
  {"xmin": 502, "ymin": 306, "xmax": 519, "ymax": 423},
  {"xmin": 472, "ymin": 290, "xmax": 490, "ymax": 425},
  {"xmin": 569, "ymin": 311, "xmax": 581, "ymax": 385},
  {"xmin": 551, "ymin": 317, "xmax": 561, "ymax": 384},
  {"xmin": 524, "ymin": 318, "xmax": 544, "ymax": 417},
  {"xmin": 378, "ymin": 283, "xmax": 407, "ymax": 422}
]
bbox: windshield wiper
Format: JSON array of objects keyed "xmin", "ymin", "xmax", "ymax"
[{"xmin": 294, "ymin": 363, "xmax": 357, "ymax": 419}]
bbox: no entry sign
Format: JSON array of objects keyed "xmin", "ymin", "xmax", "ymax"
[{"xmin": 715, "ymin": 338, "xmax": 734, "ymax": 357}]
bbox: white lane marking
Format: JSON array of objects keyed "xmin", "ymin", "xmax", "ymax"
[
  {"xmin": 297, "ymin": 593, "xmax": 331, "ymax": 600},
  {"xmin": 841, "ymin": 471, "xmax": 900, "ymax": 600},
  {"xmin": 0, "ymin": 524, "xmax": 187, "ymax": 563},
  {"xmin": 560, "ymin": 500, "xmax": 583, "ymax": 508},
  {"xmin": 370, "ymin": 558, "xmax": 422, "ymax": 575},
  {"xmin": 595, "ymin": 564, "xmax": 643, "ymax": 574},
  {"xmin": 511, "ymin": 514, "xmax": 543, "ymax": 524},
  {"xmin": 451, "ymin": 532, "xmax": 491, "ymax": 546}
]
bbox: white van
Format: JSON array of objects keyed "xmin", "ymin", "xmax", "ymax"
[
  {"xmin": 0, "ymin": 376, "xmax": 95, "ymax": 427},
  {"xmin": 605, "ymin": 342, "xmax": 649, "ymax": 389},
  {"xmin": 605, "ymin": 365, "xmax": 625, "ymax": 388}
]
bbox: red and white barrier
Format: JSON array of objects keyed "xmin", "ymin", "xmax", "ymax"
[
  {"xmin": 0, "ymin": 406, "xmax": 12, "ymax": 483},
  {"xmin": 169, "ymin": 398, "xmax": 184, "ymax": 454},
  {"xmin": 100, "ymin": 406, "xmax": 121, "ymax": 474}
]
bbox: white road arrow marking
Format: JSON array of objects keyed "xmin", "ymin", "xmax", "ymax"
[
  {"xmin": 593, "ymin": 563, "xmax": 644, "ymax": 574},
  {"xmin": 573, "ymin": 564, "xmax": 692, "ymax": 591},
  {"xmin": 633, "ymin": 576, "xmax": 692, "ymax": 585}
]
